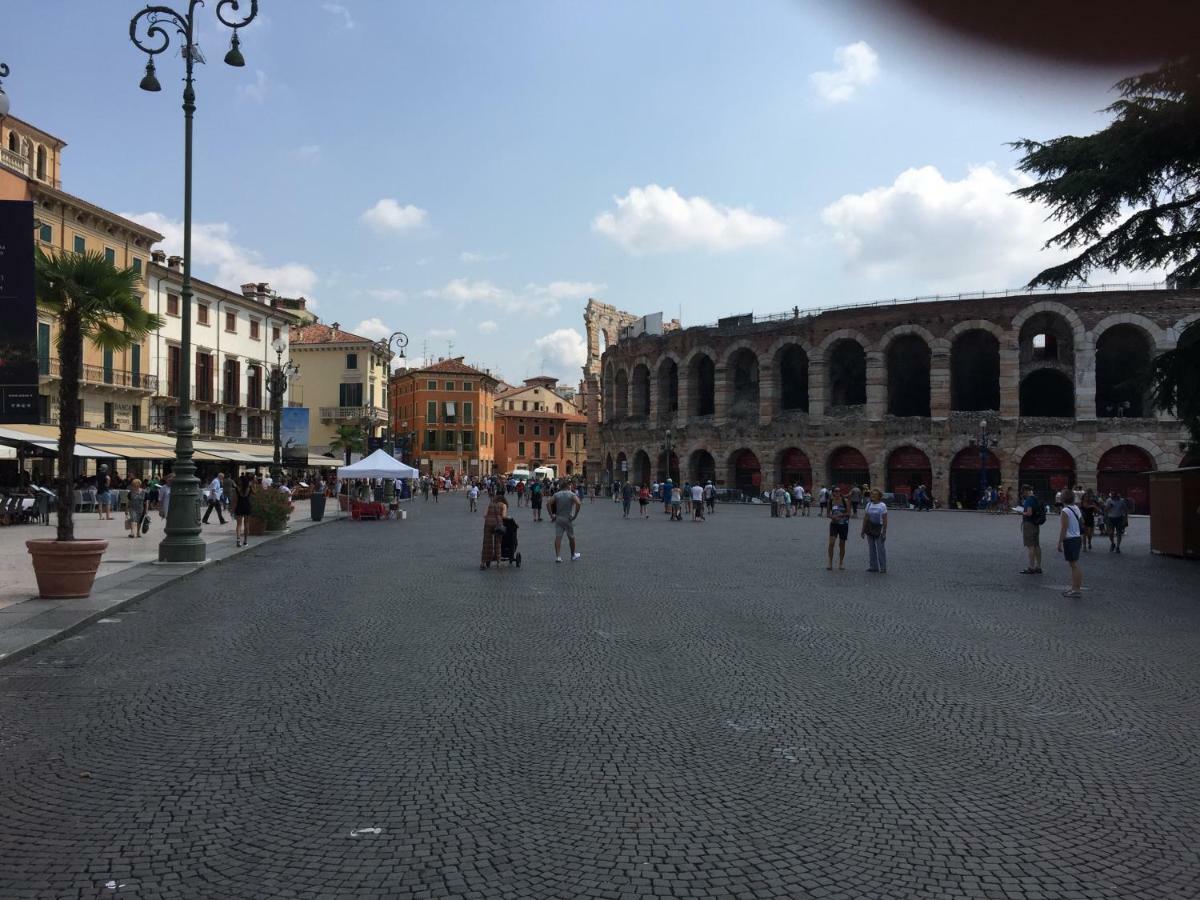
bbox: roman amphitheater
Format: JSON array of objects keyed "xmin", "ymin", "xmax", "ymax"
[{"xmin": 582, "ymin": 288, "xmax": 1200, "ymax": 511}]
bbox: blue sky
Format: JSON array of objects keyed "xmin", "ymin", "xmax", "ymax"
[{"xmin": 4, "ymin": 0, "xmax": 1137, "ymax": 384}]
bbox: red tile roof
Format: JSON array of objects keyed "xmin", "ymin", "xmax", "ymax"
[
  {"xmin": 290, "ymin": 322, "xmax": 378, "ymax": 345},
  {"xmin": 398, "ymin": 357, "xmax": 497, "ymax": 379}
]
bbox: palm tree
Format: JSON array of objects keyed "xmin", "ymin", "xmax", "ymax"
[
  {"xmin": 328, "ymin": 423, "xmax": 364, "ymax": 465},
  {"xmin": 1150, "ymin": 320, "xmax": 1200, "ymax": 454},
  {"xmin": 35, "ymin": 249, "xmax": 164, "ymax": 541}
]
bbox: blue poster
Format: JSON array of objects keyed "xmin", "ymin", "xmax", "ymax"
[{"xmin": 280, "ymin": 407, "xmax": 310, "ymax": 466}]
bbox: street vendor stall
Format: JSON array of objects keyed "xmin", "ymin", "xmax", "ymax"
[{"xmin": 336, "ymin": 449, "xmax": 419, "ymax": 519}]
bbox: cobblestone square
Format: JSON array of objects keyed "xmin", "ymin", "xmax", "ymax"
[{"xmin": 0, "ymin": 499, "xmax": 1197, "ymax": 899}]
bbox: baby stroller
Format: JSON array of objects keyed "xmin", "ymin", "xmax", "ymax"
[{"xmin": 492, "ymin": 516, "xmax": 521, "ymax": 567}]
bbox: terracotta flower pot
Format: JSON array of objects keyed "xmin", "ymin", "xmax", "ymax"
[{"xmin": 26, "ymin": 539, "xmax": 109, "ymax": 599}]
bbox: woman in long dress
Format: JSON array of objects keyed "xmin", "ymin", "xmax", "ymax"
[{"xmin": 480, "ymin": 493, "xmax": 509, "ymax": 569}]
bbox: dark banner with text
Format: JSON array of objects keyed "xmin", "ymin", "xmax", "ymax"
[{"xmin": 0, "ymin": 200, "xmax": 39, "ymax": 424}]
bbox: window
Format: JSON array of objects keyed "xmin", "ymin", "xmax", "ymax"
[
  {"xmin": 427, "ymin": 380, "xmax": 437, "ymax": 390},
  {"xmin": 533, "ymin": 424, "xmax": 541, "ymax": 436},
  {"xmin": 132, "ymin": 257, "xmax": 142, "ymax": 274},
  {"xmin": 36, "ymin": 146, "xmax": 46, "ymax": 180},
  {"xmin": 533, "ymin": 442, "xmax": 541, "ymax": 458},
  {"xmin": 565, "ymin": 432, "xmax": 572, "ymax": 449},
  {"xmin": 443, "ymin": 401, "xmax": 457, "ymax": 424},
  {"xmin": 247, "ymin": 366, "xmax": 262, "ymax": 408},
  {"xmin": 37, "ymin": 323, "xmax": 50, "ymax": 374},
  {"xmin": 102, "ymin": 347, "xmax": 114, "ymax": 384},
  {"xmin": 549, "ymin": 425, "xmax": 556, "ymax": 437},
  {"xmin": 427, "ymin": 400, "xmax": 437, "ymax": 423},
  {"xmin": 168, "ymin": 345, "xmax": 181, "ymax": 398},
  {"xmin": 507, "ymin": 400, "xmax": 514, "ymax": 410},
  {"xmin": 38, "ymin": 224, "xmax": 52, "ymax": 243},
  {"xmin": 249, "ymin": 319, "xmax": 260, "ymax": 340},
  {"xmin": 104, "ymin": 248, "xmax": 116, "ymax": 265},
  {"xmin": 131, "ymin": 405, "xmax": 141, "ymax": 430},
  {"xmin": 518, "ymin": 441, "xmax": 526, "ymax": 457},
  {"xmin": 225, "ymin": 310, "xmax": 237, "ymax": 332},
  {"xmin": 463, "ymin": 381, "xmax": 474, "ymax": 392},
  {"xmin": 167, "ymin": 293, "xmax": 180, "ymax": 316},
  {"xmin": 73, "ymin": 235, "xmax": 85, "ymax": 253},
  {"xmin": 197, "ymin": 303, "xmax": 210, "ymax": 325},
  {"xmin": 104, "ymin": 402, "xmax": 115, "ymax": 427},
  {"xmin": 462, "ymin": 431, "xmax": 474, "ymax": 451},
  {"xmin": 272, "ymin": 325, "xmax": 281, "ymax": 343},
  {"xmin": 518, "ymin": 423, "xmax": 525, "ymax": 436},
  {"xmin": 463, "ymin": 401, "xmax": 473, "ymax": 425},
  {"xmin": 339, "ymin": 383, "xmax": 364, "ymax": 407},
  {"xmin": 131, "ymin": 345, "xmax": 141, "ymax": 388},
  {"xmin": 522, "ymin": 401, "xmax": 529, "ymax": 411},
  {"xmin": 445, "ymin": 381, "xmax": 455, "ymax": 391},
  {"xmin": 346, "ymin": 353, "xmax": 358, "ymax": 370},
  {"xmin": 548, "ymin": 443, "xmax": 555, "ymax": 458},
  {"xmin": 555, "ymin": 402, "xmax": 563, "ymax": 413}
]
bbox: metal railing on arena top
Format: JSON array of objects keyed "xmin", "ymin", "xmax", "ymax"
[{"xmin": 689, "ymin": 281, "xmax": 1171, "ymax": 331}]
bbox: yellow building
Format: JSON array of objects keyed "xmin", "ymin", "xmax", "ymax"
[
  {"xmin": 1, "ymin": 114, "xmax": 162, "ymax": 433},
  {"xmin": 288, "ymin": 321, "xmax": 392, "ymax": 457}
]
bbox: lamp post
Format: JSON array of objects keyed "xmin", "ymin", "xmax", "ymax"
[
  {"xmin": 267, "ymin": 337, "xmax": 297, "ymax": 483},
  {"xmin": 131, "ymin": 0, "xmax": 259, "ymax": 563},
  {"xmin": 664, "ymin": 427, "xmax": 674, "ymax": 483},
  {"xmin": 978, "ymin": 418, "xmax": 991, "ymax": 509},
  {"xmin": 384, "ymin": 330, "xmax": 408, "ymax": 457}
]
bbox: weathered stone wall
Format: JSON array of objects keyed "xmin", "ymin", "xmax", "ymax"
[{"xmin": 596, "ymin": 289, "xmax": 1200, "ymax": 503}]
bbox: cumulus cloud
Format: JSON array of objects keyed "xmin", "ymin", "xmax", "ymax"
[
  {"xmin": 354, "ymin": 317, "xmax": 393, "ymax": 340},
  {"xmin": 237, "ymin": 69, "xmax": 270, "ymax": 103},
  {"xmin": 593, "ymin": 185, "xmax": 784, "ymax": 254},
  {"xmin": 368, "ymin": 288, "xmax": 406, "ymax": 303},
  {"xmin": 361, "ymin": 198, "xmax": 428, "ymax": 234},
  {"xmin": 810, "ymin": 41, "xmax": 880, "ymax": 103},
  {"xmin": 460, "ymin": 251, "xmax": 508, "ymax": 263},
  {"xmin": 528, "ymin": 328, "xmax": 587, "ymax": 382},
  {"xmin": 424, "ymin": 278, "xmax": 604, "ymax": 316},
  {"xmin": 428, "ymin": 328, "xmax": 457, "ymax": 339},
  {"xmin": 321, "ymin": 2, "xmax": 355, "ymax": 28},
  {"xmin": 125, "ymin": 211, "xmax": 318, "ymax": 299},
  {"xmin": 820, "ymin": 164, "xmax": 1078, "ymax": 290},
  {"xmin": 477, "ymin": 320, "xmax": 499, "ymax": 334}
]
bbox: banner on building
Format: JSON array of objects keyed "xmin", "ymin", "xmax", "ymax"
[
  {"xmin": 0, "ymin": 201, "xmax": 39, "ymax": 424},
  {"xmin": 280, "ymin": 407, "xmax": 310, "ymax": 466}
]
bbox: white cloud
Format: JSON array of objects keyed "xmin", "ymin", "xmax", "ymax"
[
  {"xmin": 528, "ymin": 328, "xmax": 587, "ymax": 382},
  {"xmin": 321, "ymin": 2, "xmax": 355, "ymax": 29},
  {"xmin": 810, "ymin": 41, "xmax": 880, "ymax": 104},
  {"xmin": 354, "ymin": 317, "xmax": 393, "ymax": 340},
  {"xmin": 428, "ymin": 328, "xmax": 457, "ymax": 339},
  {"xmin": 361, "ymin": 198, "xmax": 429, "ymax": 234},
  {"xmin": 477, "ymin": 320, "xmax": 499, "ymax": 334},
  {"xmin": 424, "ymin": 278, "xmax": 604, "ymax": 316},
  {"xmin": 460, "ymin": 250, "xmax": 508, "ymax": 263},
  {"xmin": 820, "ymin": 164, "xmax": 1077, "ymax": 289},
  {"xmin": 368, "ymin": 288, "xmax": 406, "ymax": 303},
  {"xmin": 125, "ymin": 211, "xmax": 319, "ymax": 299},
  {"xmin": 237, "ymin": 69, "xmax": 270, "ymax": 103},
  {"xmin": 289, "ymin": 144, "xmax": 321, "ymax": 162},
  {"xmin": 593, "ymin": 184, "xmax": 784, "ymax": 254}
]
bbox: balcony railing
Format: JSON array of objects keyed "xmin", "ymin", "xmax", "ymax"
[
  {"xmin": 157, "ymin": 385, "xmax": 270, "ymax": 410},
  {"xmin": 319, "ymin": 405, "xmax": 388, "ymax": 422},
  {"xmin": 150, "ymin": 415, "xmax": 274, "ymax": 441},
  {"xmin": 40, "ymin": 358, "xmax": 158, "ymax": 392},
  {"xmin": 0, "ymin": 147, "xmax": 31, "ymax": 178}
]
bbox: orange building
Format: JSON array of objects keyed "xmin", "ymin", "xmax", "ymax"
[
  {"xmin": 493, "ymin": 377, "xmax": 587, "ymax": 477},
  {"xmin": 390, "ymin": 357, "xmax": 499, "ymax": 477}
]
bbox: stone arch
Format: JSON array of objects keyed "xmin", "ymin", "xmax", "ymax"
[
  {"xmin": 884, "ymin": 444, "xmax": 934, "ymax": 497},
  {"xmin": 1011, "ymin": 435, "xmax": 1086, "ymax": 468},
  {"xmin": 771, "ymin": 340, "xmax": 810, "ymax": 413},
  {"xmin": 615, "ymin": 450, "xmax": 629, "ymax": 480},
  {"xmin": 950, "ymin": 328, "xmax": 1001, "ymax": 412},
  {"xmin": 685, "ymin": 348, "xmax": 717, "ymax": 417},
  {"xmin": 1090, "ymin": 433, "xmax": 1174, "ymax": 472},
  {"xmin": 1090, "ymin": 313, "xmax": 1169, "ymax": 350},
  {"xmin": 1011, "ymin": 300, "xmax": 1088, "ymax": 350},
  {"xmin": 631, "ymin": 362, "xmax": 651, "ymax": 419},
  {"xmin": 631, "ymin": 449, "xmax": 652, "ymax": 485},
  {"xmin": 878, "ymin": 323, "xmax": 943, "ymax": 355},
  {"xmin": 602, "ymin": 363, "xmax": 616, "ymax": 421},
  {"xmin": 583, "ymin": 298, "xmax": 640, "ymax": 379},
  {"xmin": 1094, "ymin": 322, "xmax": 1155, "ymax": 417},
  {"xmin": 1167, "ymin": 311, "xmax": 1200, "ymax": 343},
  {"xmin": 827, "ymin": 445, "xmax": 871, "ymax": 493},
  {"xmin": 885, "ymin": 333, "xmax": 932, "ymax": 417},
  {"xmin": 725, "ymin": 345, "xmax": 761, "ymax": 421},
  {"xmin": 776, "ymin": 446, "xmax": 813, "ymax": 487},
  {"xmin": 614, "ymin": 368, "xmax": 630, "ymax": 419},
  {"xmin": 1017, "ymin": 442, "xmax": 1079, "ymax": 505},
  {"xmin": 656, "ymin": 355, "xmax": 680, "ymax": 423},
  {"xmin": 688, "ymin": 448, "xmax": 717, "ymax": 485},
  {"xmin": 1020, "ymin": 369, "xmax": 1074, "ymax": 417},
  {"xmin": 727, "ymin": 447, "xmax": 762, "ymax": 495},
  {"xmin": 945, "ymin": 318, "xmax": 1007, "ymax": 344},
  {"xmin": 604, "ymin": 452, "xmax": 614, "ymax": 476},
  {"xmin": 823, "ymin": 333, "xmax": 867, "ymax": 409}
]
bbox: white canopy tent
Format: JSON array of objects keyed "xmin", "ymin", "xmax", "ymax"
[{"xmin": 337, "ymin": 449, "xmax": 420, "ymax": 480}]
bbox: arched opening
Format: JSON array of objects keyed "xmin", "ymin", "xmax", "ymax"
[
  {"xmin": 729, "ymin": 448, "xmax": 761, "ymax": 495},
  {"xmin": 829, "ymin": 446, "xmax": 870, "ymax": 494},
  {"xmin": 656, "ymin": 449, "xmax": 680, "ymax": 484},
  {"xmin": 778, "ymin": 344, "xmax": 809, "ymax": 412},
  {"xmin": 886, "ymin": 334, "xmax": 931, "ymax": 417},
  {"xmin": 886, "ymin": 446, "xmax": 932, "ymax": 503},
  {"xmin": 632, "ymin": 450, "xmax": 651, "ymax": 486},
  {"xmin": 35, "ymin": 145, "xmax": 47, "ymax": 180},
  {"xmin": 689, "ymin": 449, "xmax": 716, "ymax": 485},
  {"xmin": 631, "ymin": 364, "xmax": 651, "ymax": 418},
  {"xmin": 1019, "ymin": 445, "xmax": 1076, "ymax": 507},
  {"xmin": 614, "ymin": 369, "xmax": 629, "ymax": 418},
  {"xmin": 951, "ymin": 330, "xmax": 1001, "ymax": 411},
  {"xmin": 778, "ymin": 447, "xmax": 813, "ymax": 488},
  {"xmin": 604, "ymin": 453, "xmax": 614, "ymax": 477},
  {"xmin": 1097, "ymin": 445, "xmax": 1154, "ymax": 514},
  {"xmin": 827, "ymin": 339, "xmax": 866, "ymax": 409},
  {"xmin": 602, "ymin": 365, "xmax": 615, "ymax": 421},
  {"xmin": 1095, "ymin": 325, "xmax": 1153, "ymax": 418},
  {"xmin": 949, "ymin": 446, "xmax": 1000, "ymax": 508},
  {"xmin": 688, "ymin": 354, "xmax": 715, "ymax": 417},
  {"xmin": 615, "ymin": 451, "xmax": 628, "ymax": 482},
  {"xmin": 1020, "ymin": 369, "xmax": 1075, "ymax": 417},
  {"xmin": 566, "ymin": 460, "xmax": 574, "ymax": 475},
  {"xmin": 657, "ymin": 358, "xmax": 678, "ymax": 423},
  {"xmin": 727, "ymin": 348, "xmax": 760, "ymax": 420},
  {"xmin": 1019, "ymin": 312, "xmax": 1075, "ymax": 367},
  {"xmin": 7, "ymin": 132, "xmax": 18, "ymax": 153}
]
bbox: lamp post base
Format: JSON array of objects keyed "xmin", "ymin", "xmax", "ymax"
[{"xmin": 159, "ymin": 414, "xmax": 208, "ymax": 564}]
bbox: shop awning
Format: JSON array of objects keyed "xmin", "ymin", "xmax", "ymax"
[
  {"xmin": 28, "ymin": 440, "xmax": 120, "ymax": 458},
  {"xmin": 86, "ymin": 444, "xmax": 179, "ymax": 461}
]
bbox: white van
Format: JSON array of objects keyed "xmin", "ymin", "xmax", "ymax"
[{"xmin": 510, "ymin": 468, "xmax": 532, "ymax": 482}]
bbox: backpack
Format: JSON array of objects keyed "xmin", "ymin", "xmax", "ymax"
[{"xmin": 1031, "ymin": 502, "xmax": 1046, "ymax": 526}]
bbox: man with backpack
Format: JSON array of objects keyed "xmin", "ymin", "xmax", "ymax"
[{"xmin": 1020, "ymin": 484, "xmax": 1045, "ymax": 575}]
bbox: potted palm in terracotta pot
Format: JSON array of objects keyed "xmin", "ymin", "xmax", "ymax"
[{"xmin": 26, "ymin": 248, "xmax": 163, "ymax": 598}]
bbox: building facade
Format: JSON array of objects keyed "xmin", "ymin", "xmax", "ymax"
[
  {"xmin": 1, "ymin": 115, "xmax": 164, "ymax": 435},
  {"xmin": 493, "ymin": 376, "xmax": 586, "ymax": 476},
  {"xmin": 593, "ymin": 288, "xmax": 1200, "ymax": 512},
  {"xmin": 289, "ymin": 322, "xmax": 392, "ymax": 457},
  {"xmin": 145, "ymin": 258, "xmax": 302, "ymax": 442},
  {"xmin": 390, "ymin": 358, "xmax": 498, "ymax": 477}
]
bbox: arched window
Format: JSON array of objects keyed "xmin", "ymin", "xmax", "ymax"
[
  {"xmin": 827, "ymin": 339, "xmax": 866, "ymax": 408},
  {"xmin": 950, "ymin": 330, "xmax": 1000, "ymax": 411},
  {"xmin": 688, "ymin": 354, "xmax": 715, "ymax": 417},
  {"xmin": 614, "ymin": 369, "xmax": 629, "ymax": 418},
  {"xmin": 631, "ymin": 364, "xmax": 651, "ymax": 418},
  {"xmin": 727, "ymin": 348, "xmax": 759, "ymax": 419},
  {"xmin": 35, "ymin": 145, "xmax": 47, "ymax": 180},
  {"xmin": 1095, "ymin": 324, "xmax": 1153, "ymax": 417},
  {"xmin": 886, "ymin": 335, "xmax": 931, "ymax": 417},
  {"xmin": 1020, "ymin": 369, "xmax": 1075, "ymax": 417},
  {"xmin": 778, "ymin": 345, "xmax": 809, "ymax": 412},
  {"xmin": 657, "ymin": 358, "xmax": 679, "ymax": 422}
]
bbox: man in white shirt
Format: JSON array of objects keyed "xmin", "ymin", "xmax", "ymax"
[
  {"xmin": 202, "ymin": 473, "xmax": 227, "ymax": 524},
  {"xmin": 468, "ymin": 483, "xmax": 480, "ymax": 513},
  {"xmin": 794, "ymin": 484, "xmax": 807, "ymax": 517},
  {"xmin": 690, "ymin": 482, "xmax": 705, "ymax": 521}
]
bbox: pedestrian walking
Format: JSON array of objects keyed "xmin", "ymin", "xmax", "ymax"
[
  {"xmin": 96, "ymin": 464, "xmax": 113, "ymax": 520},
  {"xmin": 1057, "ymin": 496, "xmax": 1085, "ymax": 598},
  {"xmin": 1081, "ymin": 489, "xmax": 1099, "ymax": 550},
  {"xmin": 125, "ymin": 478, "xmax": 148, "ymax": 539},
  {"xmin": 431, "ymin": 479, "xmax": 440, "ymax": 503},
  {"xmin": 158, "ymin": 473, "xmax": 172, "ymax": 522},
  {"xmin": 202, "ymin": 472, "xmax": 227, "ymax": 524},
  {"xmin": 233, "ymin": 473, "xmax": 254, "ymax": 547},
  {"xmin": 1104, "ymin": 491, "xmax": 1127, "ymax": 552},
  {"xmin": 639, "ymin": 484, "xmax": 650, "ymax": 518},
  {"xmin": 1019, "ymin": 485, "xmax": 1044, "ymax": 575},
  {"xmin": 826, "ymin": 488, "xmax": 850, "ymax": 570},
  {"xmin": 691, "ymin": 481, "xmax": 705, "ymax": 521},
  {"xmin": 861, "ymin": 488, "xmax": 888, "ymax": 573},
  {"xmin": 468, "ymin": 483, "xmax": 479, "ymax": 512},
  {"xmin": 670, "ymin": 484, "xmax": 683, "ymax": 520},
  {"xmin": 515, "ymin": 480, "xmax": 526, "ymax": 507},
  {"xmin": 549, "ymin": 482, "xmax": 582, "ymax": 562},
  {"xmin": 704, "ymin": 481, "xmax": 716, "ymax": 514},
  {"xmin": 530, "ymin": 478, "xmax": 544, "ymax": 521},
  {"xmin": 479, "ymin": 491, "xmax": 509, "ymax": 569},
  {"xmin": 621, "ymin": 481, "xmax": 634, "ymax": 518},
  {"xmin": 849, "ymin": 484, "xmax": 862, "ymax": 518},
  {"xmin": 818, "ymin": 485, "xmax": 829, "ymax": 517}
]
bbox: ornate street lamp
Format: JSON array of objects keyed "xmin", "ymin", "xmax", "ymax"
[
  {"xmin": 268, "ymin": 337, "xmax": 298, "ymax": 482},
  {"xmin": 383, "ymin": 330, "xmax": 408, "ymax": 457},
  {"xmin": 978, "ymin": 418, "xmax": 992, "ymax": 509},
  {"xmin": 131, "ymin": 0, "xmax": 259, "ymax": 563},
  {"xmin": 0, "ymin": 62, "xmax": 12, "ymax": 118}
]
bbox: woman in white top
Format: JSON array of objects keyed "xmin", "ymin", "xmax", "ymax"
[
  {"xmin": 1057, "ymin": 499, "xmax": 1084, "ymax": 598},
  {"xmin": 861, "ymin": 489, "xmax": 889, "ymax": 573}
]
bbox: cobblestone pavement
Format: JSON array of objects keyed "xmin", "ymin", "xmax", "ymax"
[{"xmin": 1, "ymin": 497, "xmax": 1198, "ymax": 900}]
